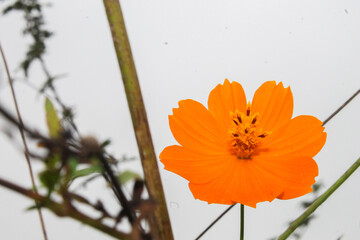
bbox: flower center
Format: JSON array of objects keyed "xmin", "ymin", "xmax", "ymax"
[{"xmin": 228, "ymin": 103, "xmax": 271, "ymax": 159}]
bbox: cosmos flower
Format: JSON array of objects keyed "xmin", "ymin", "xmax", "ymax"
[{"xmin": 160, "ymin": 80, "xmax": 326, "ymax": 207}]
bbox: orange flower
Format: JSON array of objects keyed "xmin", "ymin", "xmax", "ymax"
[{"xmin": 160, "ymin": 80, "xmax": 326, "ymax": 207}]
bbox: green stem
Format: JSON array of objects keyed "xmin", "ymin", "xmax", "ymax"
[
  {"xmin": 278, "ymin": 156, "xmax": 360, "ymax": 240},
  {"xmin": 240, "ymin": 204, "xmax": 244, "ymax": 240},
  {"xmin": 102, "ymin": 1, "xmax": 173, "ymax": 240}
]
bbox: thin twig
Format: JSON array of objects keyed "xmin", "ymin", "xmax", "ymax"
[
  {"xmin": 68, "ymin": 192, "xmax": 113, "ymax": 219},
  {"xmin": 194, "ymin": 204, "xmax": 236, "ymax": 240},
  {"xmin": 322, "ymin": 89, "xmax": 360, "ymax": 126},
  {"xmin": 0, "ymin": 43, "xmax": 48, "ymax": 240},
  {"xmin": 98, "ymin": 156, "xmax": 135, "ymax": 224},
  {"xmin": 0, "ymin": 104, "xmax": 38, "ymax": 137}
]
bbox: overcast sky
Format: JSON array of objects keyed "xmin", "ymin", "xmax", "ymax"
[{"xmin": 0, "ymin": 0, "xmax": 360, "ymax": 239}]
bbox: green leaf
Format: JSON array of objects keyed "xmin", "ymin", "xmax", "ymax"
[
  {"xmin": 312, "ymin": 182, "xmax": 322, "ymax": 193},
  {"xmin": 68, "ymin": 157, "xmax": 78, "ymax": 176},
  {"xmin": 300, "ymin": 200, "xmax": 314, "ymax": 209},
  {"xmin": 26, "ymin": 200, "xmax": 49, "ymax": 212},
  {"xmin": 100, "ymin": 139, "xmax": 111, "ymax": 148},
  {"xmin": 39, "ymin": 169, "xmax": 60, "ymax": 194},
  {"xmin": 70, "ymin": 166, "xmax": 103, "ymax": 181},
  {"xmin": 25, "ymin": 202, "xmax": 46, "ymax": 211},
  {"xmin": 25, "ymin": 204, "xmax": 40, "ymax": 211},
  {"xmin": 118, "ymin": 170, "xmax": 141, "ymax": 185},
  {"xmin": 44, "ymin": 154, "xmax": 61, "ymax": 169},
  {"xmin": 45, "ymin": 98, "xmax": 61, "ymax": 137}
]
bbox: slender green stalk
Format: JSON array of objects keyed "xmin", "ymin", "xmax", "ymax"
[
  {"xmin": 240, "ymin": 204, "xmax": 244, "ymax": 240},
  {"xmin": 278, "ymin": 156, "xmax": 360, "ymax": 240},
  {"xmin": 102, "ymin": 1, "xmax": 173, "ymax": 240}
]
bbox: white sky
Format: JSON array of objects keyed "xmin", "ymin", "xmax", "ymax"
[{"xmin": 0, "ymin": 0, "xmax": 360, "ymax": 239}]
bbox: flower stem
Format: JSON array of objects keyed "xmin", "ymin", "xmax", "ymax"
[
  {"xmin": 278, "ymin": 156, "xmax": 360, "ymax": 240},
  {"xmin": 240, "ymin": 204, "xmax": 244, "ymax": 240}
]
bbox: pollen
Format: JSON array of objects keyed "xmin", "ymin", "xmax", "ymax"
[{"xmin": 229, "ymin": 103, "xmax": 271, "ymax": 159}]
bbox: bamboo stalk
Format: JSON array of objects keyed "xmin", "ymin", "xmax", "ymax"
[{"xmin": 102, "ymin": 1, "xmax": 174, "ymax": 240}]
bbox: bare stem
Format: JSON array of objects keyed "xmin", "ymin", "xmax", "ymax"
[
  {"xmin": 195, "ymin": 204, "xmax": 236, "ymax": 239},
  {"xmin": 0, "ymin": 42, "xmax": 48, "ymax": 240},
  {"xmin": 322, "ymin": 89, "xmax": 360, "ymax": 126},
  {"xmin": 102, "ymin": 1, "xmax": 173, "ymax": 240}
]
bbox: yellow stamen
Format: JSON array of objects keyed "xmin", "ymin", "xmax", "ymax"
[{"xmin": 229, "ymin": 104, "xmax": 271, "ymax": 159}]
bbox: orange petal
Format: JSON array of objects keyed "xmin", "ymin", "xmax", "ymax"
[
  {"xmin": 189, "ymin": 154, "xmax": 318, "ymax": 206},
  {"xmin": 251, "ymin": 81, "xmax": 293, "ymax": 132},
  {"xmin": 159, "ymin": 145, "xmax": 234, "ymax": 184},
  {"xmin": 277, "ymin": 185, "xmax": 313, "ymax": 200},
  {"xmin": 208, "ymin": 79, "xmax": 247, "ymax": 130},
  {"xmin": 189, "ymin": 159, "xmax": 285, "ymax": 207},
  {"xmin": 253, "ymin": 155, "xmax": 318, "ymax": 200},
  {"xmin": 228, "ymin": 160, "xmax": 284, "ymax": 207},
  {"xmin": 261, "ymin": 115, "xmax": 326, "ymax": 158},
  {"xmin": 169, "ymin": 99, "xmax": 229, "ymax": 155},
  {"xmin": 188, "ymin": 159, "xmax": 239, "ymax": 206}
]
